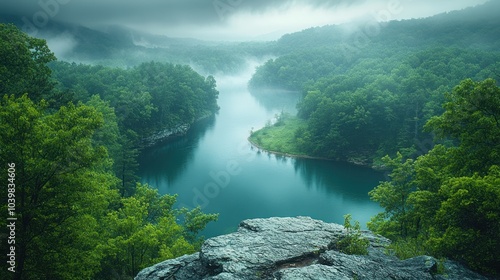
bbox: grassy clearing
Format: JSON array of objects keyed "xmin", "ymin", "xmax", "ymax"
[{"xmin": 249, "ymin": 116, "xmax": 308, "ymax": 156}]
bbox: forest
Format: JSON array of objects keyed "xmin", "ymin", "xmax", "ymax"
[
  {"xmin": 250, "ymin": 47, "xmax": 500, "ymax": 164},
  {"xmin": 1, "ymin": 0, "xmax": 500, "ymax": 278},
  {"xmin": 0, "ymin": 14, "xmax": 275, "ymax": 74},
  {"xmin": 249, "ymin": 0, "xmax": 500, "ymax": 164},
  {"xmin": 248, "ymin": 1, "xmax": 500, "ymax": 276},
  {"xmin": 0, "ymin": 24, "xmax": 219, "ymax": 280}
]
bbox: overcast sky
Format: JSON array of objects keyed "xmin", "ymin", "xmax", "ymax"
[{"xmin": 0, "ymin": 0, "xmax": 490, "ymax": 41}]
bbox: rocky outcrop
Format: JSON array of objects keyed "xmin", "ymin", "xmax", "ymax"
[
  {"xmin": 142, "ymin": 123, "xmax": 190, "ymax": 147},
  {"xmin": 135, "ymin": 217, "xmax": 488, "ymax": 280},
  {"xmin": 142, "ymin": 113, "xmax": 215, "ymax": 147}
]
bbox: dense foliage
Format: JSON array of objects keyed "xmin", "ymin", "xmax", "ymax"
[
  {"xmin": 250, "ymin": 1, "xmax": 500, "ymax": 90},
  {"xmin": 293, "ymin": 48, "xmax": 499, "ymax": 163},
  {"xmin": 50, "ymin": 61, "xmax": 219, "ymax": 136},
  {"xmin": 0, "ymin": 24, "xmax": 218, "ymax": 280},
  {"xmin": 247, "ymin": 2, "xmax": 500, "ymax": 276},
  {"xmin": 47, "ymin": 53, "xmax": 220, "ymax": 197},
  {"xmin": 250, "ymin": 49, "xmax": 500, "ymax": 164},
  {"xmin": 2, "ymin": 1, "xmax": 500, "ymax": 277},
  {"xmin": 249, "ymin": 1, "xmax": 500, "ymax": 164},
  {"xmin": 369, "ymin": 79, "xmax": 500, "ymax": 275},
  {"xmin": 0, "ymin": 24, "xmax": 55, "ymax": 100}
]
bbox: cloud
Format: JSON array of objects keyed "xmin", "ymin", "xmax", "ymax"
[
  {"xmin": 44, "ymin": 32, "xmax": 77, "ymax": 58},
  {"xmin": 0, "ymin": 0, "xmax": 490, "ymax": 41}
]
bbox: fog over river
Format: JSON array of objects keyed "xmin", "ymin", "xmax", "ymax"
[{"xmin": 139, "ymin": 62, "xmax": 384, "ymax": 237}]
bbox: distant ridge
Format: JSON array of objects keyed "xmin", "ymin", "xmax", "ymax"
[{"xmin": 276, "ymin": 0, "xmax": 500, "ymax": 52}]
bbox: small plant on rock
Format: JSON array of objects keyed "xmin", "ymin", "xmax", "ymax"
[{"xmin": 335, "ymin": 214, "xmax": 370, "ymax": 255}]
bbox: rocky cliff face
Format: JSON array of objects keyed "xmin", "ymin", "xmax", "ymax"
[
  {"xmin": 135, "ymin": 217, "xmax": 487, "ymax": 280},
  {"xmin": 142, "ymin": 123, "xmax": 190, "ymax": 148}
]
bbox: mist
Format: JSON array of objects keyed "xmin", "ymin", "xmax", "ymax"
[
  {"xmin": 0, "ymin": 0, "xmax": 488, "ymax": 41},
  {"xmin": 44, "ymin": 33, "xmax": 77, "ymax": 58},
  {"xmin": 2, "ymin": 0, "xmax": 500, "ymax": 278}
]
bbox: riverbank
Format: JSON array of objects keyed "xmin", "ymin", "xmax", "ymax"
[
  {"xmin": 248, "ymin": 116, "xmax": 379, "ymax": 168},
  {"xmin": 139, "ymin": 70, "xmax": 385, "ymax": 239},
  {"xmin": 248, "ymin": 116, "xmax": 310, "ymax": 157},
  {"xmin": 247, "ymin": 137, "xmax": 336, "ymax": 162}
]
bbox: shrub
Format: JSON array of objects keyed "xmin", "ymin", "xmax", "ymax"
[{"xmin": 335, "ymin": 214, "xmax": 370, "ymax": 255}]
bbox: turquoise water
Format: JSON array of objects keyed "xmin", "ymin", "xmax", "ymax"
[{"xmin": 139, "ymin": 65, "xmax": 383, "ymax": 237}]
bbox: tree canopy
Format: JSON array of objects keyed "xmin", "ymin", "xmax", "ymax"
[
  {"xmin": 251, "ymin": 47, "xmax": 500, "ymax": 164},
  {"xmin": 0, "ymin": 23, "xmax": 56, "ymax": 100},
  {"xmin": 244, "ymin": 5, "xmax": 500, "ymax": 275},
  {"xmin": 369, "ymin": 79, "xmax": 500, "ymax": 276},
  {"xmin": 0, "ymin": 24, "xmax": 219, "ymax": 280},
  {"xmin": 248, "ymin": 1, "xmax": 500, "ymax": 164}
]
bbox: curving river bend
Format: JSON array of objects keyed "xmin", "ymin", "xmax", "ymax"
[{"xmin": 138, "ymin": 62, "xmax": 384, "ymax": 237}]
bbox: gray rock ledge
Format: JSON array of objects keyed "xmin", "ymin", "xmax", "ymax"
[{"xmin": 135, "ymin": 216, "xmax": 488, "ymax": 280}]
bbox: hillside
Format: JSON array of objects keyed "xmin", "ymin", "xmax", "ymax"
[
  {"xmin": 246, "ymin": 2, "xmax": 500, "ymax": 276},
  {"xmin": 274, "ymin": 0, "xmax": 500, "ymax": 53},
  {"xmin": 0, "ymin": 15, "xmax": 275, "ymax": 73},
  {"xmin": 248, "ymin": 0, "xmax": 500, "ymax": 164}
]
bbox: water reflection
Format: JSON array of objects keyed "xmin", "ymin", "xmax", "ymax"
[
  {"xmin": 139, "ymin": 115, "xmax": 216, "ymax": 188},
  {"xmin": 293, "ymin": 158, "xmax": 383, "ymax": 199},
  {"xmin": 139, "ymin": 65, "xmax": 384, "ymax": 237}
]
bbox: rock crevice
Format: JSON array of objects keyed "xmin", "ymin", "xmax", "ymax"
[{"xmin": 135, "ymin": 217, "xmax": 488, "ymax": 280}]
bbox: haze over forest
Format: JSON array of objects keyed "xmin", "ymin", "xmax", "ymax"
[
  {"xmin": 0, "ymin": 0, "xmax": 489, "ymax": 41},
  {"xmin": 1, "ymin": 0, "xmax": 500, "ymax": 279},
  {"xmin": 0, "ymin": 0, "xmax": 487, "ymax": 68}
]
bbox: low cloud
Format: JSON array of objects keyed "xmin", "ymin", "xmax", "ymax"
[
  {"xmin": 0, "ymin": 0, "xmax": 489, "ymax": 41},
  {"xmin": 44, "ymin": 33, "xmax": 77, "ymax": 58}
]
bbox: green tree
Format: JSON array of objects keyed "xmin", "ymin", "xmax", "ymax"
[
  {"xmin": 426, "ymin": 167, "xmax": 500, "ymax": 274},
  {"xmin": 368, "ymin": 153, "xmax": 416, "ymax": 239},
  {"xmin": 49, "ymin": 60, "xmax": 220, "ymax": 139},
  {"xmin": 115, "ymin": 129, "xmax": 140, "ymax": 197},
  {"xmin": 0, "ymin": 24, "xmax": 56, "ymax": 101},
  {"xmin": 86, "ymin": 95, "xmax": 122, "ymax": 172},
  {"xmin": 99, "ymin": 184, "xmax": 218, "ymax": 279},
  {"xmin": 0, "ymin": 95, "xmax": 118, "ymax": 280},
  {"xmin": 334, "ymin": 214, "xmax": 369, "ymax": 255},
  {"xmin": 369, "ymin": 78, "xmax": 500, "ymax": 276},
  {"xmin": 1, "ymin": 26, "xmax": 222, "ymax": 280},
  {"xmin": 425, "ymin": 78, "xmax": 500, "ymax": 175}
]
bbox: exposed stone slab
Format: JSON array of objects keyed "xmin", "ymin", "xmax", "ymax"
[{"xmin": 135, "ymin": 217, "xmax": 488, "ymax": 280}]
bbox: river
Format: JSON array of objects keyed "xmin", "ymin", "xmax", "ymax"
[{"xmin": 138, "ymin": 62, "xmax": 384, "ymax": 237}]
